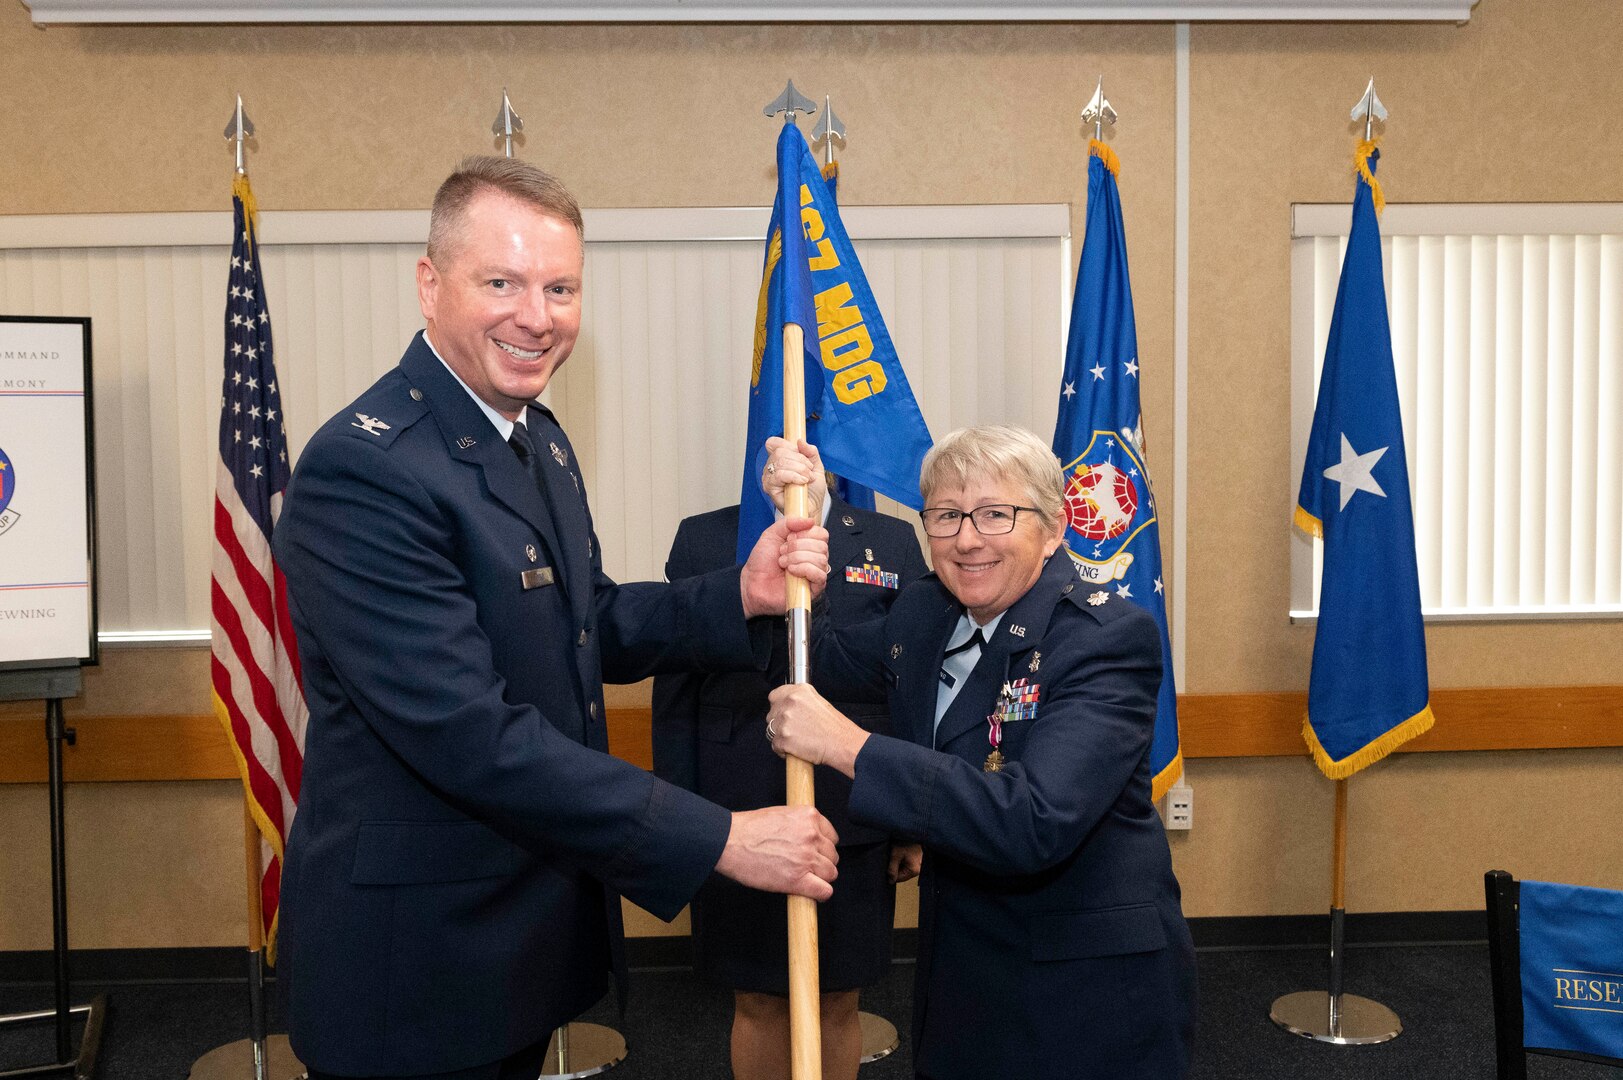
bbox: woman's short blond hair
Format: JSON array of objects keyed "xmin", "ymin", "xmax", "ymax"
[
  {"xmin": 426, "ymin": 155, "xmax": 584, "ymax": 264},
  {"xmin": 919, "ymin": 425, "xmax": 1066, "ymax": 531}
]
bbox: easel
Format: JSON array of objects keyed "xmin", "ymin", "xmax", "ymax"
[{"xmin": 0, "ymin": 666, "xmax": 107, "ymax": 1080}]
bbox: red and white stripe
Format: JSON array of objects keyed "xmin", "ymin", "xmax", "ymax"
[{"xmin": 211, "ymin": 458, "xmax": 307, "ymax": 951}]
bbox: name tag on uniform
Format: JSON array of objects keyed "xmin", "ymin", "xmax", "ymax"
[{"xmin": 520, "ymin": 567, "xmax": 555, "ymax": 590}]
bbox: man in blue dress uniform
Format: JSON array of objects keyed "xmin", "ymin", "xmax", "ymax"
[{"xmin": 273, "ymin": 156, "xmax": 838, "ymax": 1080}]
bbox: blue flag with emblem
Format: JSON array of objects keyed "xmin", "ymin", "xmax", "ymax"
[
  {"xmin": 1518, "ymin": 879, "xmax": 1623, "ymax": 1062},
  {"xmin": 1294, "ymin": 142, "xmax": 1434, "ymax": 778},
  {"xmin": 736, "ymin": 125, "xmax": 932, "ymax": 562},
  {"xmin": 1051, "ymin": 141, "xmax": 1181, "ymax": 802}
]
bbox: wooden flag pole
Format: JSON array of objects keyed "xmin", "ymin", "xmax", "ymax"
[
  {"xmin": 781, "ymin": 320, "xmax": 823, "ymax": 1080},
  {"xmin": 1268, "ymin": 776, "xmax": 1401, "ymax": 1044}
]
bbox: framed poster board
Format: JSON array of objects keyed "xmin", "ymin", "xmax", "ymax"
[{"xmin": 0, "ymin": 316, "xmax": 97, "ymax": 670}]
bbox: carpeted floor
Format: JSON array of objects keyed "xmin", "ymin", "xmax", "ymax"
[{"xmin": 2, "ymin": 944, "xmax": 1616, "ymax": 1078}]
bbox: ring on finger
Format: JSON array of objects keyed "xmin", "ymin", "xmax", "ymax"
[
  {"xmin": 765, "ymin": 463, "xmax": 777, "ymax": 476},
  {"xmin": 766, "ymin": 716, "xmax": 778, "ymax": 741}
]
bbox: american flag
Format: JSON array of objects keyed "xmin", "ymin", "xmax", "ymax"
[{"xmin": 210, "ymin": 174, "xmax": 306, "ymax": 961}]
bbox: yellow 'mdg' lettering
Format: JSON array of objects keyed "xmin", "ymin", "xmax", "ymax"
[
  {"xmin": 832, "ymin": 360, "xmax": 887, "ymax": 404},
  {"xmin": 813, "ymin": 276, "xmax": 887, "ymax": 404},
  {"xmin": 799, "ymin": 185, "xmax": 839, "ymax": 271}
]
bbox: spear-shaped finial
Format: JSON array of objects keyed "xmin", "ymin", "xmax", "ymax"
[
  {"xmin": 812, "ymin": 95, "xmax": 846, "ymax": 167},
  {"xmin": 1081, "ymin": 77, "xmax": 1117, "ymax": 142},
  {"xmin": 224, "ymin": 95, "xmax": 255, "ymax": 175},
  {"xmin": 491, "ymin": 88, "xmax": 524, "ymax": 158},
  {"xmin": 764, "ymin": 79, "xmax": 818, "ymax": 127},
  {"xmin": 1349, "ymin": 77, "xmax": 1388, "ymax": 141}
]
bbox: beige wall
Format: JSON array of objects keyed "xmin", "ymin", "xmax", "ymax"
[{"xmin": 3, "ymin": 0, "xmax": 1621, "ymax": 951}]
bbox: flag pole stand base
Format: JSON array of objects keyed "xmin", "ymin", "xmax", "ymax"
[
  {"xmin": 538, "ymin": 1022, "xmax": 626, "ymax": 1078},
  {"xmin": 0, "ymin": 997, "xmax": 106, "ymax": 1080},
  {"xmin": 1269, "ymin": 991, "xmax": 1401, "ymax": 1045},
  {"xmin": 187, "ymin": 1035, "xmax": 304, "ymax": 1080},
  {"xmin": 858, "ymin": 1011, "xmax": 899, "ymax": 1064}
]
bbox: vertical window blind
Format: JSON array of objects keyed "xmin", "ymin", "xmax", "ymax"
[
  {"xmin": 1290, "ymin": 203, "xmax": 1623, "ymax": 618},
  {"xmin": 0, "ymin": 205, "xmax": 1070, "ymax": 641}
]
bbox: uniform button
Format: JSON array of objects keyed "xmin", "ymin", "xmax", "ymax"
[
  {"xmin": 590, "ymin": 701, "xmax": 598, "ymax": 720},
  {"xmin": 578, "ymin": 628, "xmax": 589, "ymax": 646},
  {"xmin": 409, "ymin": 387, "xmax": 423, "ymax": 401}
]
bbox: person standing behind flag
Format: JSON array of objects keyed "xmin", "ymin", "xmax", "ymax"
[
  {"xmin": 272, "ymin": 156, "xmax": 840, "ymax": 1080},
  {"xmin": 653, "ymin": 450, "xmax": 926, "ymax": 1080},
  {"xmin": 765, "ymin": 428, "xmax": 1196, "ymax": 1080}
]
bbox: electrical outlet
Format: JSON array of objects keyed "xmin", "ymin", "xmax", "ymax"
[{"xmin": 1163, "ymin": 782, "xmax": 1193, "ymax": 831}]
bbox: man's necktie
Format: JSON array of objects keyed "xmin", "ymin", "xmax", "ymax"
[{"xmin": 508, "ymin": 422, "xmax": 545, "ymax": 495}]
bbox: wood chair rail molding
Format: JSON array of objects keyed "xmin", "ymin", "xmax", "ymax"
[{"xmin": 1, "ymin": 685, "xmax": 1620, "ymax": 784}]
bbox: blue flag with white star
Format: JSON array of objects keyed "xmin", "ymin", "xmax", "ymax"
[
  {"xmin": 1294, "ymin": 144, "xmax": 1433, "ymax": 778},
  {"xmin": 736, "ymin": 125, "xmax": 932, "ymax": 562},
  {"xmin": 1052, "ymin": 141, "xmax": 1181, "ymax": 802}
]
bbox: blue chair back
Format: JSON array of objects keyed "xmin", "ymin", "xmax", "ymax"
[{"xmin": 1486, "ymin": 870, "xmax": 1623, "ymax": 1080}]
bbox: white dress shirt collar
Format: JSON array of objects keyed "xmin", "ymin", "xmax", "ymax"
[{"xmin": 423, "ymin": 330, "xmax": 527, "ymax": 440}]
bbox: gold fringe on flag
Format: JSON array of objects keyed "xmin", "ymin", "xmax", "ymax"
[
  {"xmin": 1089, "ymin": 138, "xmax": 1121, "ymax": 178},
  {"xmin": 1354, "ymin": 138, "xmax": 1385, "ymax": 215},
  {"xmin": 213, "ymin": 688, "xmax": 289, "ymax": 964},
  {"xmin": 233, "ymin": 172, "xmax": 260, "ymax": 249},
  {"xmin": 1293, "ymin": 504, "xmax": 1324, "ymax": 539},
  {"xmin": 1303, "ymin": 701, "xmax": 1435, "ymax": 779},
  {"xmin": 1151, "ymin": 751, "xmax": 1184, "ymax": 804},
  {"xmin": 821, "ymin": 159, "xmax": 839, "ymax": 186}
]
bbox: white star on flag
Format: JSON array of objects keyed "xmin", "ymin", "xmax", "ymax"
[
  {"xmin": 1116, "ymin": 583, "xmax": 1133, "ymax": 599},
  {"xmin": 1124, "ymin": 358, "xmax": 1139, "ymax": 377},
  {"xmin": 1062, "ymin": 382, "xmax": 1077, "ymax": 400},
  {"xmin": 1089, "ymin": 363, "xmax": 1107, "ymax": 381},
  {"xmin": 1323, "ymin": 433, "xmax": 1388, "ymax": 510},
  {"xmin": 1154, "ymin": 577, "xmax": 1164, "ymax": 595}
]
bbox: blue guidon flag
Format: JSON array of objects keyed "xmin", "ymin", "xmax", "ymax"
[
  {"xmin": 1052, "ymin": 140, "xmax": 1181, "ymax": 801},
  {"xmin": 736, "ymin": 123, "xmax": 932, "ymax": 562},
  {"xmin": 1294, "ymin": 141, "xmax": 1434, "ymax": 778}
]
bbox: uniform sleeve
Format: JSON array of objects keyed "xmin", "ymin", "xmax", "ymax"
[
  {"xmin": 275, "ymin": 436, "xmax": 729, "ymax": 920},
  {"xmin": 847, "ymin": 608, "xmax": 1161, "ymax": 877},
  {"xmin": 650, "ymin": 519, "xmax": 706, "ymax": 790}
]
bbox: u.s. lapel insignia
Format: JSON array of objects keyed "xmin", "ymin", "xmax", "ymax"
[
  {"xmin": 1009, "ymin": 624, "xmax": 1027, "ymax": 638},
  {"xmin": 1088, "ymin": 590, "xmax": 1109, "ymax": 606},
  {"xmin": 352, "ymin": 413, "xmax": 390, "ymax": 435},
  {"xmin": 525, "ymin": 544, "xmax": 537, "ymax": 563},
  {"xmin": 1028, "ymin": 651, "xmax": 1041, "ymax": 673},
  {"xmin": 890, "ymin": 643, "xmax": 903, "ymax": 660},
  {"xmin": 549, "ymin": 441, "xmax": 568, "ymax": 468},
  {"xmin": 456, "ymin": 435, "xmax": 477, "ymax": 449}
]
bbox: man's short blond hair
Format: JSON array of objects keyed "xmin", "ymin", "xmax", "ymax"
[
  {"xmin": 426, "ymin": 155, "xmax": 585, "ymax": 264},
  {"xmin": 919, "ymin": 425, "xmax": 1066, "ymax": 532}
]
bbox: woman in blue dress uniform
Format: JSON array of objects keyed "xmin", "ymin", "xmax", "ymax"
[{"xmin": 764, "ymin": 426, "xmax": 1196, "ymax": 1080}]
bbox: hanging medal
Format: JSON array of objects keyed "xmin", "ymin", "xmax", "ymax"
[{"xmin": 984, "ymin": 681, "xmax": 1014, "ymax": 772}]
